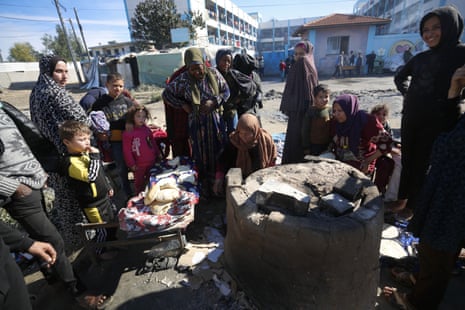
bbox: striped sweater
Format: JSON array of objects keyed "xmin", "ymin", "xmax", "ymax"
[{"xmin": 0, "ymin": 109, "xmax": 48, "ymax": 198}]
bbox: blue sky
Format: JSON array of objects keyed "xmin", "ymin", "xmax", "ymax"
[{"xmin": 0, "ymin": 0, "xmax": 356, "ymax": 61}]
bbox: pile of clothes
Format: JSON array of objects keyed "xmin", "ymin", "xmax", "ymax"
[{"xmin": 118, "ymin": 157, "xmax": 198, "ymax": 236}]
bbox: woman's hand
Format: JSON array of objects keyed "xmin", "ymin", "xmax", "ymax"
[
  {"xmin": 448, "ymin": 65, "xmax": 465, "ymax": 98},
  {"xmin": 360, "ymin": 160, "xmax": 370, "ymax": 174},
  {"xmin": 14, "ymin": 183, "xmax": 32, "ymax": 199},
  {"xmin": 182, "ymin": 104, "xmax": 193, "ymax": 114},
  {"xmin": 199, "ymin": 99, "xmax": 216, "ymax": 115}
]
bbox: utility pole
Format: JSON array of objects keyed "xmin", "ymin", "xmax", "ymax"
[
  {"xmin": 53, "ymin": 0, "xmax": 83, "ymax": 84},
  {"xmin": 68, "ymin": 18, "xmax": 84, "ymax": 57},
  {"xmin": 74, "ymin": 8, "xmax": 91, "ymax": 63}
]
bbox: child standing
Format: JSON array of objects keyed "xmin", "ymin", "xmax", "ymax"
[
  {"xmin": 301, "ymin": 84, "xmax": 332, "ymax": 156},
  {"xmin": 91, "ymin": 73, "xmax": 136, "ymax": 197},
  {"xmin": 58, "ymin": 120, "xmax": 117, "ymax": 258},
  {"xmin": 122, "ymin": 105, "xmax": 161, "ymax": 194},
  {"xmin": 371, "ymin": 104, "xmax": 401, "ymax": 200}
]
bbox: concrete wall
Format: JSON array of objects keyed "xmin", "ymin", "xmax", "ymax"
[
  {"xmin": 0, "ymin": 62, "xmax": 83, "ymax": 90},
  {"xmin": 313, "ymin": 25, "xmax": 370, "ymax": 76}
]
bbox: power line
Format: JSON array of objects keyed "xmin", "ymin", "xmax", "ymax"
[
  {"xmin": 0, "ymin": 15, "xmax": 58, "ymax": 22},
  {"xmin": 0, "ymin": 2, "xmax": 124, "ymax": 12}
]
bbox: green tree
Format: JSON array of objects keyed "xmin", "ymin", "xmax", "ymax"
[
  {"xmin": 9, "ymin": 43, "xmax": 38, "ymax": 62},
  {"xmin": 131, "ymin": 0, "xmax": 183, "ymax": 50},
  {"xmin": 183, "ymin": 10, "xmax": 206, "ymax": 41},
  {"xmin": 40, "ymin": 25, "xmax": 83, "ymax": 60}
]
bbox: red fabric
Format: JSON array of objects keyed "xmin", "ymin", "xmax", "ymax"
[
  {"xmin": 151, "ymin": 128, "xmax": 171, "ymax": 159},
  {"xmin": 164, "ymin": 66, "xmax": 191, "ymax": 158}
]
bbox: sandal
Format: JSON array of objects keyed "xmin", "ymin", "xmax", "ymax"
[
  {"xmin": 382, "ymin": 286, "xmax": 415, "ymax": 310},
  {"xmin": 76, "ymin": 293, "xmax": 113, "ymax": 310},
  {"xmin": 391, "ymin": 267, "xmax": 416, "ymax": 288}
]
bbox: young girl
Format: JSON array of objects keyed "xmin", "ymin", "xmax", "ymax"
[
  {"xmin": 122, "ymin": 105, "xmax": 161, "ymax": 194},
  {"xmin": 370, "ymin": 104, "xmax": 401, "ymax": 197}
]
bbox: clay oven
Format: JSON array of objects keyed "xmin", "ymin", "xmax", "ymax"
[{"xmin": 224, "ymin": 158, "xmax": 383, "ymax": 309}]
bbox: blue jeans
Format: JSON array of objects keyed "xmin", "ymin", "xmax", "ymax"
[{"xmin": 224, "ymin": 113, "xmax": 238, "ymax": 135}]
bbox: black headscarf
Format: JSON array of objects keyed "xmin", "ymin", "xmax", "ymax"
[
  {"xmin": 420, "ymin": 5, "xmax": 464, "ymax": 51},
  {"xmin": 233, "ymin": 54, "xmax": 258, "ymax": 76}
]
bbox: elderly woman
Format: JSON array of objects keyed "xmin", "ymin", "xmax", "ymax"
[
  {"xmin": 163, "ymin": 47, "xmax": 230, "ymax": 198},
  {"xmin": 29, "ymin": 55, "xmax": 90, "ymax": 252},
  {"xmin": 280, "ymin": 40, "xmax": 319, "ymax": 164},
  {"xmin": 228, "ymin": 113, "xmax": 277, "ymax": 177}
]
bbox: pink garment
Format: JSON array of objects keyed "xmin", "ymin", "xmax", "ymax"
[{"xmin": 122, "ymin": 125, "xmax": 160, "ymax": 193}]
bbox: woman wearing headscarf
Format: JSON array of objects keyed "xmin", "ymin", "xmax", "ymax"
[
  {"xmin": 390, "ymin": 5, "xmax": 465, "ymax": 215},
  {"xmin": 29, "ymin": 55, "xmax": 91, "ymax": 252},
  {"xmin": 228, "ymin": 113, "xmax": 277, "ymax": 178},
  {"xmin": 330, "ymin": 94, "xmax": 392, "ymax": 178},
  {"xmin": 279, "ymin": 40, "xmax": 319, "ymax": 164},
  {"xmin": 163, "ymin": 47, "xmax": 230, "ymax": 197},
  {"xmin": 215, "ymin": 49, "xmax": 257, "ymax": 134}
]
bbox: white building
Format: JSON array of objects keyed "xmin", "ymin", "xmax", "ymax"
[
  {"xmin": 258, "ymin": 17, "xmax": 319, "ymax": 53},
  {"xmin": 124, "ymin": 0, "xmax": 258, "ymax": 50},
  {"xmin": 354, "ymin": 0, "xmax": 465, "ymax": 37}
]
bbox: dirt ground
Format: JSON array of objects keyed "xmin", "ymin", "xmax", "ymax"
[{"xmin": 1, "ymin": 75, "xmax": 464, "ymax": 309}]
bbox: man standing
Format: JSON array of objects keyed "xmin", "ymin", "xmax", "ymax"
[
  {"xmin": 366, "ymin": 51, "xmax": 376, "ymax": 74},
  {"xmin": 258, "ymin": 56, "xmax": 265, "ymax": 78},
  {"xmin": 332, "ymin": 51, "xmax": 345, "ymax": 78},
  {"xmin": 355, "ymin": 52, "xmax": 364, "ymax": 76}
]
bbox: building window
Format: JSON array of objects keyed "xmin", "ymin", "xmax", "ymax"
[{"xmin": 326, "ymin": 36, "xmax": 349, "ymax": 55}]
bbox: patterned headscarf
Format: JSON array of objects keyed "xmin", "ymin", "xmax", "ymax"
[
  {"xmin": 30, "ymin": 55, "xmax": 89, "ymax": 154},
  {"xmin": 229, "ymin": 113, "xmax": 277, "ymax": 177},
  {"xmin": 280, "ymin": 40, "xmax": 319, "ymax": 113},
  {"xmin": 89, "ymin": 111, "xmax": 110, "ymax": 133},
  {"xmin": 333, "ymin": 94, "xmax": 368, "ymax": 156},
  {"xmin": 184, "ymin": 47, "xmax": 219, "ymax": 106},
  {"xmin": 39, "ymin": 55, "xmax": 66, "ymax": 76}
]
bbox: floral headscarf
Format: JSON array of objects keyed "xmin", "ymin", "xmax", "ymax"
[{"xmin": 30, "ymin": 55, "xmax": 89, "ymax": 154}]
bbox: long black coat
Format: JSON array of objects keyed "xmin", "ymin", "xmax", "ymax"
[{"xmin": 394, "ymin": 6, "xmax": 465, "ymax": 204}]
